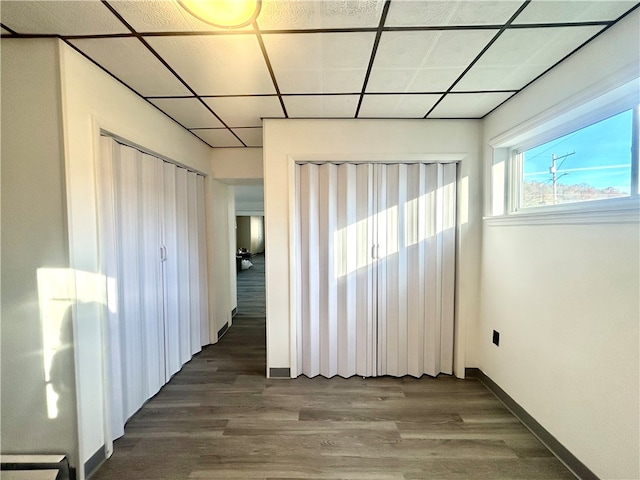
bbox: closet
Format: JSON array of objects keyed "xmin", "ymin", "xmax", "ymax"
[
  {"xmin": 97, "ymin": 136, "xmax": 209, "ymax": 440},
  {"xmin": 295, "ymin": 162, "xmax": 456, "ymax": 379}
]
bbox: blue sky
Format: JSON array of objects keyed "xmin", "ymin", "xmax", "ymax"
[{"xmin": 523, "ymin": 108, "xmax": 634, "ymax": 192}]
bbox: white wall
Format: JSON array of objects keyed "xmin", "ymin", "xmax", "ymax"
[
  {"xmin": 262, "ymin": 119, "xmax": 482, "ymax": 378},
  {"xmin": 57, "ymin": 41, "xmax": 213, "ymax": 478},
  {"xmin": 208, "ymin": 179, "xmax": 234, "ymax": 336},
  {"xmin": 1, "ymin": 38, "xmax": 79, "ymax": 468},
  {"xmin": 480, "ymin": 10, "xmax": 640, "ymax": 480},
  {"xmin": 211, "ymin": 147, "xmax": 263, "ymax": 180}
]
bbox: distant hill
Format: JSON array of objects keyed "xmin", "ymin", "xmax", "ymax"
[{"xmin": 522, "ymin": 181, "xmax": 626, "ymax": 207}]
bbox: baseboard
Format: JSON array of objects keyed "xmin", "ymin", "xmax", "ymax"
[
  {"xmin": 269, "ymin": 367, "xmax": 290, "ymax": 378},
  {"xmin": 84, "ymin": 446, "xmax": 105, "ymax": 479},
  {"xmin": 465, "ymin": 368, "xmax": 599, "ymax": 480},
  {"xmin": 217, "ymin": 322, "xmax": 229, "ymax": 340}
]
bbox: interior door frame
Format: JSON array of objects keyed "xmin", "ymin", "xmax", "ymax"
[{"xmin": 287, "ymin": 153, "xmax": 466, "ymax": 379}]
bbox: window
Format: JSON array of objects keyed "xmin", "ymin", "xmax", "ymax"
[{"xmin": 512, "ymin": 105, "xmax": 639, "ymax": 211}]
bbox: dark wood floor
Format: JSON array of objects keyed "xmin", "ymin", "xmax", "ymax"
[
  {"xmin": 235, "ymin": 253, "xmax": 266, "ymax": 318},
  {"xmin": 91, "ymin": 253, "xmax": 576, "ymax": 480}
]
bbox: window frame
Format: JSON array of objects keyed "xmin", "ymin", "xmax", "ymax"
[
  {"xmin": 487, "ymin": 75, "xmax": 640, "ymax": 225},
  {"xmin": 509, "ymin": 105, "xmax": 639, "ymax": 215}
]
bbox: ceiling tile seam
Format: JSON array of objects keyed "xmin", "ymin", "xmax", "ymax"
[
  {"xmin": 102, "ymin": 21, "xmax": 614, "ymax": 38},
  {"xmin": 0, "ymin": 23, "xmax": 19, "ymax": 35},
  {"xmin": 382, "ymin": 25, "xmax": 503, "ymax": 33},
  {"xmin": 508, "ymin": 21, "xmax": 613, "ymax": 30},
  {"xmin": 482, "ymin": 3, "xmax": 640, "ymax": 121},
  {"xmin": 615, "ymin": 2, "xmax": 640, "ymax": 24},
  {"xmin": 1, "ymin": 32, "xmax": 60, "ymax": 39},
  {"xmin": 254, "ymin": 27, "xmax": 379, "ymax": 35},
  {"xmin": 423, "ymin": 0, "xmax": 533, "ymax": 119},
  {"xmin": 100, "ymin": 0, "xmax": 246, "ymax": 147},
  {"xmin": 253, "ymin": 21, "xmax": 288, "ymax": 118},
  {"xmin": 11, "ymin": 22, "xmax": 618, "ymax": 42},
  {"xmin": 450, "ymin": 90, "xmax": 519, "ymax": 95},
  {"xmin": 354, "ymin": 0, "xmax": 392, "ymax": 118},
  {"xmin": 191, "ymin": 126, "xmax": 263, "ymax": 130},
  {"xmin": 482, "ymin": 1, "xmax": 640, "ymax": 120},
  {"xmin": 145, "ymin": 94, "xmax": 281, "ymax": 100},
  {"xmin": 62, "ymin": 33, "xmax": 137, "ymax": 40},
  {"xmin": 141, "ymin": 91, "xmax": 528, "ymax": 101},
  {"xmin": 63, "ymin": 39, "xmax": 218, "ymax": 148}
]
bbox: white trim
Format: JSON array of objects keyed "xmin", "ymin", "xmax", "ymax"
[
  {"xmin": 287, "ymin": 154, "xmax": 298, "ymax": 379},
  {"xmin": 289, "ymin": 153, "xmax": 466, "ymax": 164},
  {"xmin": 484, "ymin": 197, "xmax": 639, "ymax": 226}
]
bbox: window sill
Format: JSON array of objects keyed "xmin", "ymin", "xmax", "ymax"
[{"xmin": 484, "ymin": 198, "xmax": 640, "ymax": 226}]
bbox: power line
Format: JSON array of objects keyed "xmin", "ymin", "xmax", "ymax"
[{"xmin": 550, "ymin": 151, "xmax": 575, "ymax": 204}]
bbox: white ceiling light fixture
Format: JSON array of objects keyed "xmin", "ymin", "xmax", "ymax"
[{"xmin": 178, "ymin": 0, "xmax": 261, "ymax": 28}]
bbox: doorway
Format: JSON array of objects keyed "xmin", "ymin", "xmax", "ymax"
[
  {"xmin": 294, "ymin": 162, "xmax": 457, "ymax": 378},
  {"xmin": 233, "ymin": 185, "xmax": 266, "ymax": 319}
]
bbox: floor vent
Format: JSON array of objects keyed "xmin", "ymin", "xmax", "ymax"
[{"xmin": 218, "ymin": 322, "xmax": 229, "ymax": 339}]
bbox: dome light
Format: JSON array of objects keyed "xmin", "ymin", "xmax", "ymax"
[{"xmin": 178, "ymin": 0, "xmax": 261, "ymax": 29}]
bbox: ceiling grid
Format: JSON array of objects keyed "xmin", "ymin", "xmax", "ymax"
[{"xmin": 1, "ymin": 0, "xmax": 638, "ymax": 148}]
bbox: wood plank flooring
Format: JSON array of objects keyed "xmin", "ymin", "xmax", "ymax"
[
  {"xmin": 91, "ymin": 254, "xmax": 576, "ymax": 480},
  {"xmin": 235, "ymin": 253, "xmax": 266, "ymax": 317}
]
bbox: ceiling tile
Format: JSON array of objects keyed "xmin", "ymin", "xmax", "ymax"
[
  {"xmin": 514, "ymin": 0, "xmax": 638, "ymax": 24},
  {"xmin": 358, "ymin": 94, "xmax": 441, "ymax": 118},
  {"xmin": 203, "ymin": 96, "xmax": 284, "ymax": 127},
  {"xmin": 1, "ymin": 27, "xmax": 11, "ymax": 34},
  {"xmin": 263, "ymin": 32, "xmax": 375, "ymax": 94},
  {"xmin": 367, "ymin": 30, "xmax": 498, "ymax": 92},
  {"xmin": 146, "ymin": 35, "xmax": 275, "ymax": 95},
  {"xmin": 109, "ymin": 0, "xmax": 252, "ymax": 32},
  {"xmin": 454, "ymin": 25, "xmax": 603, "ymax": 91},
  {"xmin": 149, "ymin": 98, "xmax": 224, "ymax": 128},
  {"xmin": 233, "ymin": 128, "xmax": 264, "ymax": 147},
  {"xmin": 69, "ymin": 38, "xmax": 191, "ymax": 97},
  {"xmin": 0, "ymin": 0, "xmax": 128, "ymax": 35},
  {"xmin": 284, "ymin": 95, "xmax": 359, "ymax": 117},
  {"xmin": 429, "ymin": 92, "xmax": 514, "ymax": 118},
  {"xmin": 258, "ymin": 0, "xmax": 385, "ymax": 30},
  {"xmin": 386, "ymin": 0, "xmax": 523, "ymax": 27},
  {"xmin": 192, "ymin": 129, "xmax": 244, "ymax": 147}
]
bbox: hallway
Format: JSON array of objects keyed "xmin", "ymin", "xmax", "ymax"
[{"xmin": 235, "ymin": 252, "xmax": 266, "ymax": 318}]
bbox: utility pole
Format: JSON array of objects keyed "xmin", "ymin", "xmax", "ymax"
[{"xmin": 550, "ymin": 151, "xmax": 575, "ymax": 204}]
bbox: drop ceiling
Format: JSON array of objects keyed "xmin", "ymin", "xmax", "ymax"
[{"xmin": 1, "ymin": 0, "xmax": 638, "ymax": 148}]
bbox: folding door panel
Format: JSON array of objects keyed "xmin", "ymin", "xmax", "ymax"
[
  {"xmin": 161, "ymin": 162, "xmax": 182, "ymax": 380},
  {"xmin": 296, "ymin": 163, "xmax": 375, "ymax": 378},
  {"xmin": 438, "ymin": 163, "xmax": 457, "ymax": 374},
  {"xmin": 175, "ymin": 167, "xmax": 192, "ymax": 365},
  {"xmin": 113, "ymin": 144, "xmax": 144, "ymax": 420},
  {"xmin": 196, "ymin": 175, "xmax": 210, "ymax": 345},
  {"xmin": 139, "ymin": 153, "xmax": 165, "ymax": 396},
  {"xmin": 337, "ymin": 164, "xmax": 377, "ymax": 377},
  {"xmin": 187, "ymin": 172, "xmax": 202, "ymax": 355},
  {"xmin": 376, "ymin": 164, "xmax": 444, "ymax": 377},
  {"xmin": 97, "ymin": 136, "xmax": 125, "ymax": 440}
]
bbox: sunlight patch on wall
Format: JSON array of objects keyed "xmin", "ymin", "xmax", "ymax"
[{"xmin": 37, "ymin": 268, "xmax": 108, "ymax": 419}]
